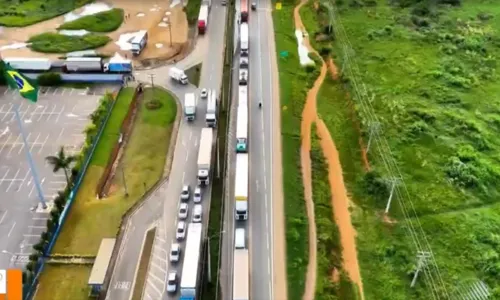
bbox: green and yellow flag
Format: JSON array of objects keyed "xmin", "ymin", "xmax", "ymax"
[{"xmin": 2, "ymin": 62, "xmax": 38, "ymax": 103}]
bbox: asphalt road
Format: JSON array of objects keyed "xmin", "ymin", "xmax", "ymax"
[
  {"xmin": 105, "ymin": 1, "xmax": 227, "ymax": 299},
  {"xmin": 248, "ymin": 0, "xmax": 275, "ymax": 299},
  {"xmin": 0, "ymin": 85, "xmax": 113, "ymax": 270}
]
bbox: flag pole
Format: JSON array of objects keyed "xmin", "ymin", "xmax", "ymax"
[{"xmin": 13, "ymin": 102, "xmax": 47, "ymax": 209}]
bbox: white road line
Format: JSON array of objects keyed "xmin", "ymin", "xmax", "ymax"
[
  {"xmin": 61, "ymin": 89, "xmax": 66, "ymax": 96},
  {"xmin": 38, "ymin": 105, "xmax": 48, "ymax": 121},
  {"xmin": 0, "ymin": 210, "xmax": 7, "ymax": 224},
  {"xmin": 28, "ymin": 226, "xmax": 45, "ymax": 229},
  {"xmin": 0, "ymin": 168, "xmax": 10, "ymax": 185},
  {"xmin": 8, "ymin": 134, "xmax": 21, "ymax": 156},
  {"xmin": 52, "ymin": 88, "xmax": 59, "ymax": 96},
  {"xmin": 29, "ymin": 132, "xmax": 41, "ymax": 153},
  {"xmin": 38, "ymin": 134, "xmax": 49, "ymax": 154},
  {"xmin": 55, "ymin": 106, "xmax": 64, "ymax": 123},
  {"xmin": 256, "ymin": 180, "xmax": 259, "ymax": 192},
  {"xmin": 5, "ymin": 168, "xmax": 20, "ymax": 192},
  {"xmin": 23, "ymin": 234, "xmax": 38, "ymax": 238},
  {"xmin": 0, "ymin": 132, "xmax": 12, "ymax": 155},
  {"xmin": 47, "ymin": 104, "xmax": 57, "ymax": 122}
]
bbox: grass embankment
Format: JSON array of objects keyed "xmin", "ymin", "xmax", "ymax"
[
  {"xmin": 28, "ymin": 33, "xmax": 111, "ymax": 53},
  {"xmin": 0, "ymin": 0, "xmax": 92, "ymax": 27},
  {"xmin": 35, "ymin": 265, "xmax": 91, "ymax": 300},
  {"xmin": 131, "ymin": 228, "xmax": 156, "ymax": 300},
  {"xmin": 184, "ymin": 0, "xmax": 202, "ymax": 25},
  {"xmin": 53, "ymin": 87, "xmax": 176, "ymax": 255},
  {"xmin": 185, "ymin": 63, "xmax": 202, "ymax": 87},
  {"xmin": 58, "ymin": 8, "xmax": 124, "ymax": 32},
  {"xmin": 304, "ymin": 0, "xmax": 500, "ymax": 298},
  {"xmin": 272, "ymin": 2, "xmax": 322, "ymax": 299}
]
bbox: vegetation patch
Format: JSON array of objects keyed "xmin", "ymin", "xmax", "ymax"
[
  {"xmin": 37, "ymin": 72, "xmax": 62, "ymax": 86},
  {"xmin": 184, "ymin": 0, "xmax": 202, "ymax": 25},
  {"xmin": 0, "ymin": 0, "xmax": 92, "ymax": 27},
  {"xmin": 185, "ymin": 63, "xmax": 202, "ymax": 87},
  {"xmin": 34, "ymin": 265, "xmax": 91, "ymax": 300},
  {"xmin": 302, "ymin": 0, "xmax": 500, "ymax": 298},
  {"xmin": 272, "ymin": 2, "xmax": 323, "ymax": 298},
  {"xmin": 131, "ymin": 228, "xmax": 156, "ymax": 300},
  {"xmin": 53, "ymin": 87, "xmax": 176, "ymax": 255},
  {"xmin": 58, "ymin": 8, "xmax": 124, "ymax": 32},
  {"xmin": 28, "ymin": 33, "xmax": 111, "ymax": 53}
]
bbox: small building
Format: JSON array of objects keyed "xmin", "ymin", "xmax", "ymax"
[{"xmin": 88, "ymin": 238, "xmax": 116, "ymax": 296}]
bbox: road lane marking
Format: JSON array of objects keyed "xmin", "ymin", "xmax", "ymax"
[
  {"xmin": 0, "ymin": 210, "xmax": 7, "ymax": 224},
  {"xmin": 8, "ymin": 222, "xmax": 16, "ymax": 237}
]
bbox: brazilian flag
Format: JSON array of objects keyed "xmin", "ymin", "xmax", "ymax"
[{"xmin": 2, "ymin": 62, "xmax": 38, "ymax": 103}]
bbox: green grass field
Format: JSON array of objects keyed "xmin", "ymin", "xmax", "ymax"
[
  {"xmin": 53, "ymin": 87, "xmax": 176, "ymax": 255},
  {"xmin": 35, "ymin": 265, "xmax": 91, "ymax": 300},
  {"xmin": 0, "ymin": 0, "xmax": 92, "ymax": 27},
  {"xmin": 58, "ymin": 8, "xmax": 124, "ymax": 32},
  {"xmin": 295, "ymin": 0, "xmax": 500, "ymax": 298},
  {"xmin": 185, "ymin": 63, "xmax": 202, "ymax": 87},
  {"xmin": 28, "ymin": 33, "xmax": 110, "ymax": 53}
]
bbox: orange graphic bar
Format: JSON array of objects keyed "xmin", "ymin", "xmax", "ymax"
[
  {"xmin": 7, "ymin": 269, "xmax": 22, "ymax": 300},
  {"xmin": 0, "ymin": 294, "xmax": 6, "ymax": 300}
]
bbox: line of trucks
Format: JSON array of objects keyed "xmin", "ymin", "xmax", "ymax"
[
  {"xmin": 181, "ymin": 88, "xmax": 218, "ymax": 128},
  {"xmin": 3, "ymin": 57, "xmax": 133, "ymax": 74},
  {"xmin": 233, "ymin": 2, "xmax": 250, "ymax": 299},
  {"xmin": 198, "ymin": 0, "xmax": 211, "ymax": 34}
]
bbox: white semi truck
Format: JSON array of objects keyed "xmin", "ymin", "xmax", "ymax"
[
  {"xmin": 169, "ymin": 67, "xmax": 189, "ymax": 84},
  {"xmin": 233, "ymin": 249, "xmax": 249, "ymax": 300},
  {"xmin": 197, "ymin": 128, "xmax": 213, "ymax": 186},
  {"xmin": 205, "ymin": 89, "xmax": 217, "ymax": 127},
  {"xmin": 184, "ymin": 93, "xmax": 197, "ymax": 121},
  {"xmin": 235, "ymin": 106, "xmax": 248, "ymax": 153},
  {"xmin": 3, "ymin": 58, "xmax": 52, "ymax": 72},
  {"xmin": 234, "ymin": 153, "xmax": 248, "ymax": 220},
  {"xmin": 63, "ymin": 57, "xmax": 103, "ymax": 72},
  {"xmin": 240, "ymin": 23, "xmax": 249, "ymax": 56},
  {"xmin": 180, "ymin": 223, "xmax": 203, "ymax": 300}
]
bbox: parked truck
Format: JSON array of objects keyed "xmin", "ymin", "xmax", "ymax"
[
  {"xmin": 180, "ymin": 223, "xmax": 203, "ymax": 300},
  {"xmin": 63, "ymin": 57, "xmax": 103, "ymax": 73},
  {"xmin": 205, "ymin": 89, "xmax": 217, "ymax": 127},
  {"xmin": 197, "ymin": 128, "xmax": 213, "ymax": 186},
  {"xmin": 198, "ymin": 5, "xmax": 209, "ymax": 34},
  {"xmin": 233, "ymin": 249, "xmax": 249, "ymax": 300},
  {"xmin": 240, "ymin": 23, "xmax": 249, "ymax": 56},
  {"xmin": 169, "ymin": 67, "xmax": 189, "ymax": 84},
  {"xmin": 236, "ymin": 106, "xmax": 248, "ymax": 153},
  {"xmin": 234, "ymin": 153, "xmax": 248, "ymax": 220},
  {"xmin": 184, "ymin": 93, "xmax": 197, "ymax": 121},
  {"xmin": 3, "ymin": 58, "xmax": 52, "ymax": 72},
  {"xmin": 103, "ymin": 58, "xmax": 132, "ymax": 74},
  {"xmin": 131, "ymin": 30, "xmax": 148, "ymax": 56}
]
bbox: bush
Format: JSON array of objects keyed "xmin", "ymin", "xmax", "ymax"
[
  {"xmin": 37, "ymin": 72, "xmax": 62, "ymax": 86},
  {"xmin": 26, "ymin": 261, "xmax": 36, "ymax": 272},
  {"xmin": 58, "ymin": 8, "xmax": 124, "ymax": 32},
  {"xmin": 41, "ymin": 231, "xmax": 51, "ymax": 242},
  {"xmin": 29, "ymin": 253, "xmax": 40, "ymax": 262},
  {"xmin": 46, "ymin": 218, "xmax": 55, "ymax": 231},
  {"xmin": 28, "ymin": 33, "xmax": 111, "ymax": 53},
  {"xmin": 33, "ymin": 242, "xmax": 45, "ymax": 253}
]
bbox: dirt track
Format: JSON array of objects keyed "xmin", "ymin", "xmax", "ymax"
[{"xmin": 294, "ymin": 0, "xmax": 365, "ymax": 299}]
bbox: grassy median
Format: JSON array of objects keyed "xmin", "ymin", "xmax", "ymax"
[
  {"xmin": 35, "ymin": 265, "xmax": 91, "ymax": 300},
  {"xmin": 53, "ymin": 87, "xmax": 176, "ymax": 255},
  {"xmin": 58, "ymin": 8, "xmax": 124, "ymax": 32}
]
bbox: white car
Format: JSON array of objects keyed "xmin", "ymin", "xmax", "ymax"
[
  {"xmin": 200, "ymin": 88, "xmax": 208, "ymax": 98},
  {"xmin": 180, "ymin": 185, "xmax": 190, "ymax": 201},
  {"xmin": 166, "ymin": 272, "xmax": 178, "ymax": 293},
  {"xmin": 192, "ymin": 204, "xmax": 202, "ymax": 223},
  {"xmin": 169, "ymin": 243, "xmax": 181, "ymax": 263},
  {"xmin": 178, "ymin": 203, "xmax": 188, "ymax": 220},
  {"xmin": 176, "ymin": 221, "xmax": 186, "ymax": 240},
  {"xmin": 194, "ymin": 187, "xmax": 202, "ymax": 203}
]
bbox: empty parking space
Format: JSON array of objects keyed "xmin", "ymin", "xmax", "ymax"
[
  {"xmin": 143, "ymin": 224, "xmax": 168, "ymax": 300},
  {"xmin": 0, "ymin": 85, "xmax": 119, "ymax": 268}
]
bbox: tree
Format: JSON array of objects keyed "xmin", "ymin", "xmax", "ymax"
[{"xmin": 45, "ymin": 146, "xmax": 76, "ymax": 188}]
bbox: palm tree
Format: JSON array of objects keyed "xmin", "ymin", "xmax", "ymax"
[{"xmin": 45, "ymin": 146, "xmax": 77, "ymax": 188}]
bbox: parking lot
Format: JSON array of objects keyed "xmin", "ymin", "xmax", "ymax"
[{"xmin": 0, "ymin": 85, "xmax": 119, "ymax": 269}]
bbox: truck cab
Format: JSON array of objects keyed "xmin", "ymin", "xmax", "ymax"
[
  {"xmin": 236, "ymin": 138, "xmax": 248, "ymax": 153},
  {"xmin": 235, "ymin": 201, "xmax": 248, "ymax": 220}
]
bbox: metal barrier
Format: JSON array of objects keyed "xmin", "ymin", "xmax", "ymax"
[{"xmin": 23, "ymin": 89, "xmax": 122, "ymax": 300}]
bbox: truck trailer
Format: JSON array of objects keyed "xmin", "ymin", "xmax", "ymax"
[
  {"xmin": 198, "ymin": 5, "xmax": 209, "ymax": 34},
  {"xmin": 131, "ymin": 30, "xmax": 148, "ymax": 56},
  {"xmin": 169, "ymin": 67, "xmax": 189, "ymax": 84},
  {"xmin": 233, "ymin": 249, "xmax": 249, "ymax": 300},
  {"xmin": 197, "ymin": 128, "xmax": 213, "ymax": 186},
  {"xmin": 184, "ymin": 93, "xmax": 197, "ymax": 121},
  {"xmin": 240, "ymin": 23, "xmax": 249, "ymax": 56},
  {"xmin": 234, "ymin": 153, "xmax": 248, "ymax": 220},
  {"xmin": 63, "ymin": 57, "xmax": 102, "ymax": 73},
  {"xmin": 238, "ymin": 86, "xmax": 248, "ymax": 108},
  {"xmin": 236, "ymin": 106, "xmax": 248, "ymax": 153},
  {"xmin": 3, "ymin": 58, "xmax": 52, "ymax": 72},
  {"xmin": 205, "ymin": 89, "xmax": 217, "ymax": 127},
  {"xmin": 180, "ymin": 223, "xmax": 203, "ymax": 300}
]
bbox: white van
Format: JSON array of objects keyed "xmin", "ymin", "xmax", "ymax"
[
  {"xmin": 193, "ymin": 204, "xmax": 203, "ymax": 223},
  {"xmin": 235, "ymin": 228, "xmax": 245, "ymax": 249}
]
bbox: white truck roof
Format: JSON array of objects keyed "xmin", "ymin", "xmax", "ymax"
[
  {"xmin": 169, "ymin": 67, "xmax": 184, "ymax": 76},
  {"xmin": 180, "ymin": 223, "xmax": 203, "ymax": 290},
  {"xmin": 185, "ymin": 93, "xmax": 196, "ymax": 107},
  {"xmin": 207, "ymin": 90, "xmax": 217, "ymax": 114},
  {"xmin": 236, "ymin": 106, "xmax": 248, "ymax": 139},
  {"xmin": 131, "ymin": 30, "xmax": 148, "ymax": 44},
  {"xmin": 65, "ymin": 57, "xmax": 102, "ymax": 62},
  {"xmin": 240, "ymin": 23, "xmax": 249, "ymax": 42},
  {"xmin": 234, "ymin": 153, "xmax": 248, "ymax": 201},
  {"xmin": 198, "ymin": 5, "xmax": 209, "ymax": 22},
  {"xmin": 238, "ymin": 86, "xmax": 248, "ymax": 108},
  {"xmin": 197, "ymin": 128, "xmax": 213, "ymax": 167},
  {"xmin": 4, "ymin": 57, "xmax": 50, "ymax": 63},
  {"xmin": 233, "ymin": 249, "xmax": 249, "ymax": 300}
]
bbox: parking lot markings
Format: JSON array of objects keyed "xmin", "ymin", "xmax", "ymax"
[
  {"xmin": 38, "ymin": 134, "xmax": 49, "ymax": 155},
  {"xmin": 0, "ymin": 210, "xmax": 7, "ymax": 224},
  {"xmin": 13, "ymin": 133, "xmax": 28, "ymax": 155},
  {"xmin": 1, "ymin": 104, "xmax": 12, "ymax": 121},
  {"xmin": 0, "ymin": 168, "xmax": 10, "ymax": 185},
  {"xmin": 5, "ymin": 168, "xmax": 20, "ymax": 192},
  {"xmin": 0, "ymin": 132, "xmax": 12, "ymax": 155}
]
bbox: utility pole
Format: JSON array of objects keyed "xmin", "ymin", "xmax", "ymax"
[
  {"xmin": 121, "ymin": 166, "xmax": 128, "ymax": 197},
  {"xmin": 384, "ymin": 177, "xmax": 400, "ymax": 214},
  {"xmin": 366, "ymin": 121, "xmax": 380, "ymax": 153},
  {"xmin": 148, "ymin": 74, "xmax": 155, "ymax": 88},
  {"xmin": 166, "ymin": 11, "xmax": 173, "ymax": 46},
  {"xmin": 411, "ymin": 251, "xmax": 431, "ymax": 288}
]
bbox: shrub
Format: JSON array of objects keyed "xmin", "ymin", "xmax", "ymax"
[
  {"xmin": 50, "ymin": 208, "xmax": 60, "ymax": 221},
  {"xmin": 41, "ymin": 231, "xmax": 51, "ymax": 242},
  {"xmin": 28, "ymin": 33, "xmax": 111, "ymax": 53},
  {"xmin": 58, "ymin": 8, "xmax": 124, "ymax": 32},
  {"xmin": 37, "ymin": 72, "xmax": 62, "ymax": 86},
  {"xmin": 26, "ymin": 261, "xmax": 36, "ymax": 272},
  {"xmin": 46, "ymin": 218, "xmax": 55, "ymax": 232},
  {"xmin": 29, "ymin": 253, "xmax": 40, "ymax": 262},
  {"xmin": 33, "ymin": 242, "xmax": 45, "ymax": 253}
]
